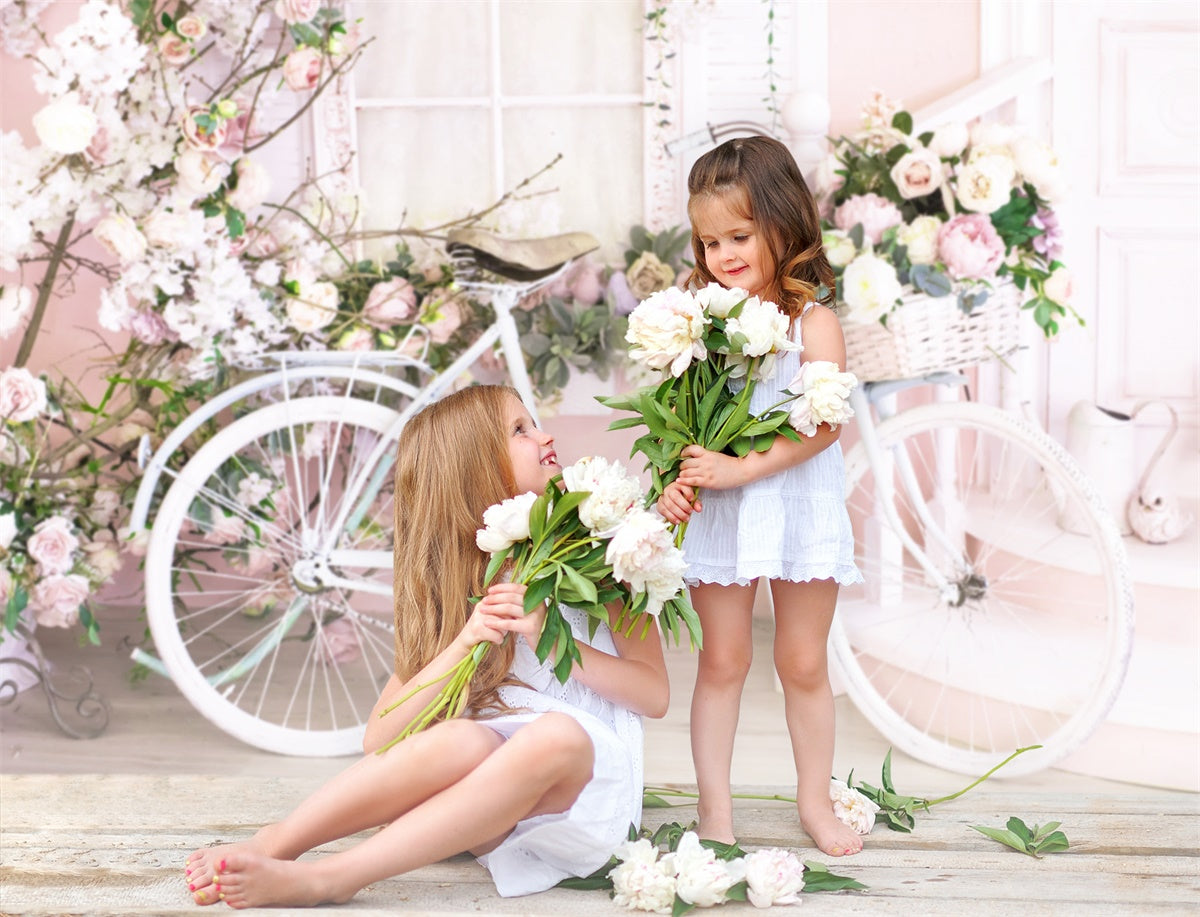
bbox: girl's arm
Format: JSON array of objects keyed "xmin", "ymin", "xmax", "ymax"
[
  {"xmin": 362, "ymin": 582, "xmax": 546, "ymax": 753},
  {"xmin": 564, "ymin": 602, "xmax": 670, "ymax": 718},
  {"xmin": 676, "ymin": 304, "xmax": 849, "ymax": 492}
]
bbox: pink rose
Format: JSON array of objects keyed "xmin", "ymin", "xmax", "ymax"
[
  {"xmin": 28, "ymin": 517, "xmax": 80, "ymax": 575},
  {"xmin": 157, "ymin": 32, "xmax": 192, "ymax": 65},
  {"xmin": 567, "ymin": 261, "xmax": 605, "ymax": 305},
  {"xmin": 937, "ymin": 213, "xmax": 1005, "ymax": 281},
  {"xmin": 0, "ymin": 367, "xmax": 48, "ymax": 422},
  {"xmin": 31, "ymin": 574, "xmax": 89, "ymax": 628},
  {"xmin": 425, "ymin": 297, "xmax": 463, "ymax": 344},
  {"xmin": 130, "ymin": 310, "xmax": 172, "ymax": 345},
  {"xmin": 181, "ymin": 105, "xmax": 228, "ymax": 153},
  {"xmin": 318, "ymin": 616, "xmax": 362, "ymax": 666},
  {"xmin": 362, "ymin": 278, "xmax": 417, "ymax": 327},
  {"xmin": 334, "ymin": 325, "xmax": 375, "ymax": 351},
  {"xmin": 219, "ymin": 94, "xmax": 260, "ymax": 159},
  {"xmin": 833, "ymin": 193, "xmax": 904, "ymax": 246},
  {"xmin": 890, "ymin": 147, "xmax": 944, "ymax": 200},
  {"xmin": 175, "ymin": 15, "xmax": 207, "ymax": 39},
  {"xmin": 274, "ymin": 0, "xmax": 320, "ymax": 23},
  {"xmin": 283, "ymin": 47, "xmax": 323, "ymax": 91}
]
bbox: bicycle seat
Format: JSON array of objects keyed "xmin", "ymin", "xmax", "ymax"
[{"xmin": 446, "ymin": 228, "xmax": 599, "ymax": 281}]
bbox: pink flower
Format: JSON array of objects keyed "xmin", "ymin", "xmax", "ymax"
[
  {"xmin": 362, "ymin": 278, "xmax": 417, "ymax": 327},
  {"xmin": 567, "ymin": 260, "xmax": 605, "ymax": 305},
  {"xmin": 31, "ymin": 574, "xmax": 89, "ymax": 628},
  {"xmin": 606, "ymin": 270, "xmax": 638, "ymax": 316},
  {"xmin": 833, "ymin": 193, "xmax": 904, "ymax": 246},
  {"xmin": 28, "ymin": 517, "xmax": 80, "ymax": 575},
  {"xmin": 937, "ymin": 213, "xmax": 1005, "ymax": 281},
  {"xmin": 283, "ymin": 47, "xmax": 323, "ymax": 91},
  {"xmin": 274, "ymin": 0, "xmax": 320, "ymax": 23},
  {"xmin": 181, "ymin": 105, "xmax": 228, "ymax": 153},
  {"xmin": 318, "ymin": 616, "xmax": 362, "ymax": 665},
  {"xmin": 425, "ymin": 295, "xmax": 464, "ymax": 343},
  {"xmin": 175, "ymin": 15, "xmax": 207, "ymax": 39},
  {"xmin": 157, "ymin": 32, "xmax": 192, "ymax": 66},
  {"xmin": 130, "ymin": 310, "xmax": 172, "ymax": 345},
  {"xmin": 0, "ymin": 367, "xmax": 48, "ymax": 422},
  {"xmin": 204, "ymin": 514, "xmax": 247, "ymax": 545},
  {"xmin": 246, "ymin": 228, "xmax": 280, "ymax": 258},
  {"xmin": 85, "ymin": 126, "xmax": 110, "ymax": 165}
]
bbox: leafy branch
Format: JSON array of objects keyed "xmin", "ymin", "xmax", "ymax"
[{"xmin": 971, "ymin": 817, "xmax": 1070, "ymax": 858}]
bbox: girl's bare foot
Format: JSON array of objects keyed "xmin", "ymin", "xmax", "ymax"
[
  {"xmin": 185, "ymin": 843, "xmax": 252, "ymax": 901},
  {"xmin": 800, "ymin": 805, "xmax": 864, "ymax": 857},
  {"xmin": 695, "ymin": 807, "xmax": 736, "ymax": 845},
  {"xmin": 212, "ymin": 851, "xmax": 356, "ymax": 909}
]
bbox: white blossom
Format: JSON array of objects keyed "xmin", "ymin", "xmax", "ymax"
[
  {"xmin": 475, "ymin": 491, "xmax": 539, "ymax": 553},
  {"xmin": 560, "ymin": 456, "xmax": 642, "ymax": 536}
]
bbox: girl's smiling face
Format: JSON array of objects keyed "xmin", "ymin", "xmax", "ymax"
[
  {"xmin": 504, "ymin": 395, "xmax": 558, "ymax": 494},
  {"xmin": 691, "ymin": 190, "xmax": 775, "ymax": 299}
]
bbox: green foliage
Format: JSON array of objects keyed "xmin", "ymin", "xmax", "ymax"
[
  {"xmin": 971, "ymin": 817, "xmax": 1070, "ymax": 858},
  {"xmin": 802, "ymin": 860, "xmax": 869, "ymax": 892}
]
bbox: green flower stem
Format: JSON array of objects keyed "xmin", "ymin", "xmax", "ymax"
[
  {"xmin": 375, "ymin": 643, "xmax": 489, "ymax": 753},
  {"xmin": 645, "ymin": 786, "xmax": 798, "ymax": 805},
  {"xmin": 918, "ymin": 745, "xmax": 1040, "ymax": 809}
]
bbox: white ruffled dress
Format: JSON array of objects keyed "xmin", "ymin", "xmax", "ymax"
[
  {"xmin": 681, "ymin": 305, "xmax": 864, "ymax": 587},
  {"xmin": 474, "ymin": 606, "xmax": 643, "ymax": 897}
]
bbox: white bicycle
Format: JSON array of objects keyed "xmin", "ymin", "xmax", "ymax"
[
  {"xmin": 129, "ymin": 229, "xmax": 599, "ymax": 756},
  {"xmin": 830, "ymin": 373, "xmax": 1133, "ymax": 776}
]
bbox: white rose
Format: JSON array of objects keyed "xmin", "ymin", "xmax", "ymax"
[
  {"xmin": 274, "ymin": 0, "xmax": 320, "ymax": 23},
  {"xmin": 830, "ymin": 778, "xmax": 880, "ymax": 835},
  {"xmin": 662, "ymin": 832, "xmax": 745, "ymax": 908},
  {"xmin": 1043, "ymin": 266, "xmax": 1074, "ymax": 304},
  {"xmin": 475, "ymin": 491, "xmax": 539, "ymax": 553},
  {"xmin": 0, "ymin": 511, "xmax": 17, "ymax": 550},
  {"xmin": 0, "ymin": 285, "xmax": 33, "ymax": 340},
  {"xmin": 954, "ymin": 153, "xmax": 1016, "ymax": 214},
  {"xmin": 605, "ymin": 508, "xmax": 687, "ymax": 616},
  {"xmin": 0, "ymin": 367, "xmax": 48, "ymax": 422},
  {"xmin": 928, "ymin": 123, "xmax": 969, "ymax": 159},
  {"xmin": 693, "ymin": 282, "xmax": 748, "ymax": 320},
  {"xmin": 625, "ymin": 286, "xmax": 709, "ymax": 377},
  {"xmin": 840, "ymin": 252, "xmax": 902, "ymax": 325},
  {"xmin": 744, "ymin": 847, "xmax": 805, "ymax": 908},
  {"xmin": 27, "ymin": 516, "xmax": 79, "ymax": 576},
  {"xmin": 822, "ymin": 230, "xmax": 858, "ymax": 268},
  {"xmin": 895, "ymin": 215, "xmax": 943, "ymax": 265},
  {"xmin": 890, "ymin": 146, "xmax": 944, "ymax": 199},
  {"xmin": 30, "ymin": 573, "xmax": 89, "ymax": 628},
  {"xmin": 32, "ymin": 96, "xmax": 98, "ymax": 154},
  {"xmin": 175, "ymin": 149, "xmax": 227, "ymax": 199},
  {"xmin": 142, "ymin": 209, "xmax": 190, "ymax": 250},
  {"xmin": 157, "ymin": 32, "xmax": 192, "ymax": 66},
  {"xmin": 286, "ymin": 280, "xmax": 339, "ymax": 333},
  {"xmin": 226, "ymin": 157, "xmax": 271, "ymax": 212},
  {"xmin": 282, "ymin": 46, "xmax": 323, "ymax": 91},
  {"xmin": 786, "ymin": 360, "xmax": 857, "ymax": 436},
  {"xmin": 1012, "ymin": 136, "xmax": 1067, "ymax": 202},
  {"xmin": 118, "ymin": 525, "xmax": 150, "ymax": 558},
  {"xmin": 93, "ymin": 214, "xmax": 148, "ymax": 264},
  {"xmin": 561, "ymin": 456, "xmax": 642, "ymax": 536},
  {"xmin": 175, "ymin": 14, "xmax": 207, "ymax": 39}
]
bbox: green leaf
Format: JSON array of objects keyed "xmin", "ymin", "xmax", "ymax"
[
  {"xmin": 1006, "ymin": 816, "xmax": 1033, "ymax": 845},
  {"xmin": 1036, "ymin": 831, "xmax": 1070, "ymax": 855},
  {"xmin": 971, "ymin": 824, "xmax": 1032, "ymax": 855},
  {"xmin": 559, "ymin": 563, "xmax": 598, "ymax": 605},
  {"xmin": 892, "ymin": 110, "xmax": 914, "ymax": 135},
  {"xmin": 672, "ymin": 893, "xmax": 695, "ymax": 917},
  {"xmin": 802, "ymin": 860, "xmax": 868, "ymax": 892},
  {"xmin": 524, "ymin": 575, "xmax": 556, "ymax": 614},
  {"xmin": 5, "ymin": 587, "xmax": 29, "ymax": 631}
]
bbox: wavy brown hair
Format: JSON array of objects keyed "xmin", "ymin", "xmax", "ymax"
[
  {"xmin": 392, "ymin": 385, "xmax": 523, "ymax": 719},
  {"xmin": 685, "ymin": 135, "xmax": 834, "ymax": 320}
]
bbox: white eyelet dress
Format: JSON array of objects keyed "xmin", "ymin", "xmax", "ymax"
[
  {"xmin": 474, "ymin": 605, "xmax": 643, "ymax": 897},
  {"xmin": 681, "ymin": 305, "xmax": 864, "ymax": 588}
]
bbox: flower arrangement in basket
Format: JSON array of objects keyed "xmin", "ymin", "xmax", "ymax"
[{"xmin": 815, "ymin": 92, "xmax": 1081, "ymax": 381}]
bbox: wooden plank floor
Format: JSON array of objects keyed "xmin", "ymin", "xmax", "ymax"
[{"xmin": 2, "ymin": 605, "xmax": 1197, "ymax": 915}]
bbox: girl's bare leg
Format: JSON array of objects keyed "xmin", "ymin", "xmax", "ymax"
[
  {"xmin": 207, "ymin": 712, "xmax": 594, "ymax": 909},
  {"xmin": 688, "ymin": 581, "xmax": 755, "ymax": 843},
  {"xmin": 186, "ymin": 717, "xmax": 504, "ymax": 899},
  {"xmin": 771, "ymin": 578, "xmax": 863, "ymax": 856}
]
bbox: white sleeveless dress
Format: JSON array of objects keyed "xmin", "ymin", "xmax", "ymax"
[
  {"xmin": 474, "ymin": 606, "xmax": 643, "ymax": 897},
  {"xmin": 681, "ymin": 305, "xmax": 864, "ymax": 588}
]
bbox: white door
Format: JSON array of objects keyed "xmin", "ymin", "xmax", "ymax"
[{"xmin": 1048, "ymin": 0, "xmax": 1200, "ymax": 498}]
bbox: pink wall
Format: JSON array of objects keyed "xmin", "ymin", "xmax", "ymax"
[{"xmin": 827, "ymin": 0, "xmax": 980, "ymax": 135}]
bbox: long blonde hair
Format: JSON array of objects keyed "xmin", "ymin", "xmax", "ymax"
[{"xmin": 392, "ymin": 385, "xmax": 522, "ymax": 717}]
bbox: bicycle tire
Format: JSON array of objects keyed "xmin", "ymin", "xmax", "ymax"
[
  {"xmin": 145, "ymin": 396, "xmax": 404, "ymax": 756},
  {"xmin": 833, "ymin": 401, "xmax": 1133, "ymax": 776}
]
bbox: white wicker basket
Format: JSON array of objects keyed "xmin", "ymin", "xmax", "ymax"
[{"xmin": 842, "ymin": 282, "xmax": 1021, "ymax": 382}]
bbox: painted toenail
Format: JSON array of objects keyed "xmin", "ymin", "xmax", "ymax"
[
  {"xmin": 189, "ymin": 884, "xmax": 195, "ymax": 891},
  {"xmin": 220, "ymin": 858, "xmax": 226, "ymax": 870}
]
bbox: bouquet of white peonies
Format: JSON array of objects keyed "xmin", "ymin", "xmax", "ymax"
[{"xmin": 378, "ymin": 457, "xmax": 700, "ymax": 750}]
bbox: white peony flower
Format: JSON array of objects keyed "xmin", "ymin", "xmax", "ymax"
[
  {"xmin": 928, "ymin": 123, "xmax": 969, "ymax": 159},
  {"xmin": 93, "ymin": 213, "xmax": 148, "ymax": 264},
  {"xmin": 840, "ymin": 252, "xmax": 902, "ymax": 325},
  {"xmin": 610, "ymin": 841, "xmax": 676, "ymax": 913},
  {"xmin": 560, "ymin": 456, "xmax": 642, "ymax": 536},
  {"xmin": 743, "ymin": 847, "xmax": 806, "ymax": 908},
  {"xmin": 955, "ymin": 154, "xmax": 1016, "ymax": 214},
  {"xmin": 822, "ymin": 230, "xmax": 858, "ymax": 268},
  {"xmin": 1012, "ymin": 136, "xmax": 1067, "ymax": 203},
  {"xmin": 830, "ymin": 778, "xmax": 880, "ymax": 835},
  {"xmin": 662, "ymin": 832, "xmax": 746, "ymax": 908},
  {"xmin": 32, "ymin": 95, "xmax": 98, "ymax": 154},
  {"xmin": 895, "ymin": 215, "xmax": 943, "ymax": 266},
  {"xmin": 723, "ymin": 295, "xmax": 796, "ymax": 360},
  {"xmin": 605, "ymin": 508, "xmax": 687, "ymax": 616},
  {"xmin": 0, "ymin": 367, "xmax": 48, "ymax": 422},
  {"xmin": 625, "ymin": 286, "xmax": 709, "ymax": 377},
  {"xmin": 475, "ymin": 491, "xmax": 539, "ymax": 553},
  {"xmin": 786, "ymin": 360, "xmax": 857, "ymax": 437},
  {"xmin": 0, "ymin": 285, "xmax": 33, "ymax": 339},
  {"xmin": 693, "ymin": 282, "xmax": 748, "ymax": 320}
]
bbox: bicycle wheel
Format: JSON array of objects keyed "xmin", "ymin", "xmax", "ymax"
[
  {"xmin": 833, "ymin": 401, "xmax": 1133, "ymax": 776},
  {"xmin": 145, "ymin": 396, "xmax": 403, "ymax": 756}
]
